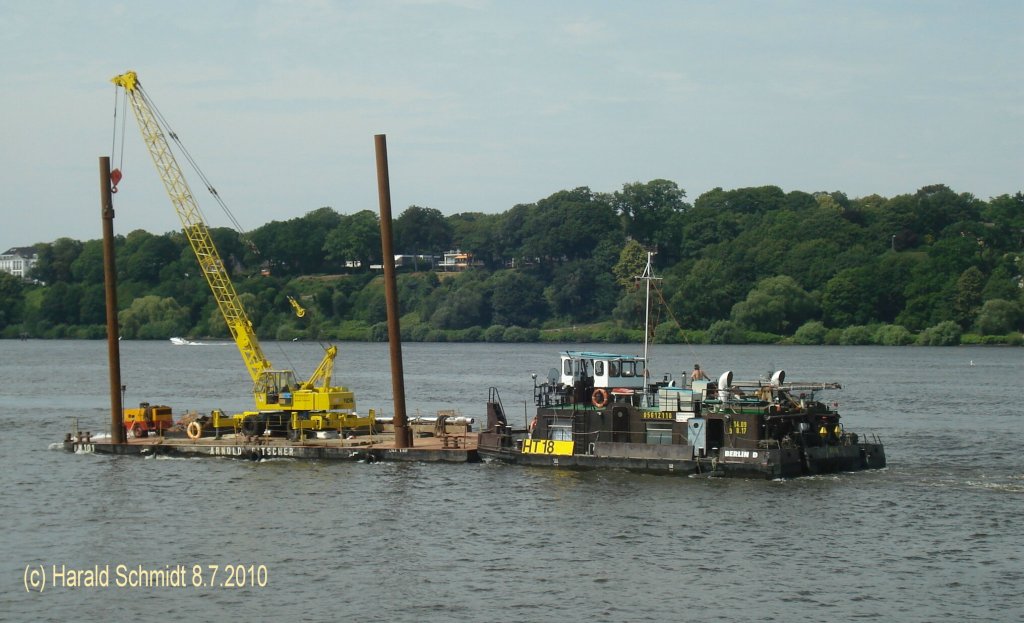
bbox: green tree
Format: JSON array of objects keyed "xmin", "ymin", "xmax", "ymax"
[
  {"xmin": 917, "ymin": 320, "xmax": 962, "ymax": 346},
  {"xmin": 678, "ymin": 191, "xmax": 750, "ymax": 259},
  {"xmin": 118, "ymin": 295, "xmax": 189, "ymax": 339},
  {"xmin": 70, "ymin": 239, "xmax": 106, "ymax": 284},
  {"xmin": 122, "ymin": 231, "xmax": 180, "ymax": 284},
  {"xmin": 821, "ymin": 267, "xmax": 879, "ymax": 327},
  {"xmin": 544, "ymin": 259, "xmax": 615, "ymax": 322},
  {"xmin": 612, "ymin": 239, "xmax": 649, "ymax": 287},
  {"xmin": 777, "ymin": 238, "xmax": 844, "ymax": 290},
  {"xmin": 249, "ymin": 208, "xmax": 340, "ymax": 276},
  {"xmin": 982, "ymin": 264, "xmax": 1021, "ymax": 301},
  {"xmin": 793, "ymin": 320, "xmax": 827, "ymax": 345},
  {"xmin": 874, "ymin": 324, "xmax": 914, "ymax": 345},
  {"xmin": 397, "ymin": 272, "xmax": 440, "ymax": 316},
  {"xmin": 32, "ymin": 238, "xmax": 82, "ymax": 284},
  {"xmin": 975, "ymin": 299, "xmax": 1021, "ymax": 335},
  {"xmin": 395, "ymin": 206, "xmax": 453, "ymax": 254},
  {"xmin": 488, "ymin": 271, "xmax": 547, "ymax": 327},
  {"xmin": 897, "ymin": 256, "xmax": 956, "ymax": 330},
  {"xmin": 981, "ymin": 193, "xmax": 1024, "ymax": 251},
  {"xmin": 953, "ymin": 266, "xmax": 985, "ymax": 328},
  {"xmin": 350, "ymin": 279, "xmax": 387, "ymax": 325},
  {"xmin": 612, "ymin": 179, "xmax": 687, "ymax": 258},
  {"xmin": 39, "ymin": 282, "xmax": 81, "ymax": 324},
  {"xmin": 872, "ymin": 252, "xmax": 922, "ymax": 323},
  {"xmin": 449, "ymin": 212, "xmax": 503, "ymax": 268},
  {"xmin": 0, "ymin": 272, "xmax": 25, "ymax": 328},
  {"xmin": 707, "ymin": 320, "xmax": 744, "ymax": 344},
  {"xmin": 667, "ymin": 259, "xmax": 745, "ymax": 330},
  {"xmin": 324, "ymin": 210, "xmax": 381, "ymax": 271},
  {"xmin": 914, "ymin": 184, "xmax": 983, "ymax": 240},
  {"xmin": 78, "ymin": 283, "xmax": 107, "ymax": 326},
  {"xmin": 730, "ymin": 275, "xmax": 817, "ymax": 334},
  {"xmin": 839, "ymin": 325, "xmax": 874, "ymax": 345},
  {"xmin": 610, "ymin": 287, "xmax": 647, "ymax": 329},
  {"xmin": 520, "ymin": 188, "xmax": 622, "ymax": 263},
  {"xmin": 430, "ymin": 280, "xmax": 489, "ymax": 329}
]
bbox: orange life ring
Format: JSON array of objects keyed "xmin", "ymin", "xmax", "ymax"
[
  {"xmin": 186, "ymin": 421, "xmax": 203, "ymax": 440},
  {"xmin": 592, "ymin": 388, "xmax": 609, "ymax": 408}
]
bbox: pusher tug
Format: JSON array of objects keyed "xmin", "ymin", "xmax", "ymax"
[{"xmin": 477, "ymin": 254, "xmax": 885, "ymax": 478}]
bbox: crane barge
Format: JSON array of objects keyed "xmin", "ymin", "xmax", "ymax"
[{"xmin": 110, "ymin": 70, "xmax": 374, "ymax": 441}]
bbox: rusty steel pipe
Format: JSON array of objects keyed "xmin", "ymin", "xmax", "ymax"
[
  {"xmin": 99, "ymin": 157, "xmax": 125, "ymax": 444},
  {"xmin": 374, "ymin": 135, "xmax": 410, "ymax": 448}
]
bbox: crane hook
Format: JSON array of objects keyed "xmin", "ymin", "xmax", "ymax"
[{"xmin": 110, "ymin": 168, "xmax": 123, "ymax": 193}]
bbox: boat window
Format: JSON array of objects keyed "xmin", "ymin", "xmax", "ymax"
[
  {"xmin": 609, "ymin": 361, "xmax": 619, "ymax": 377},
  {"xmin": 563, "ymin": 359, "xmax": 572, "ymax": 376},
  {"xmin": 636, "ymin": 361, "xmax": 645, "ymax": 378},
  {"xmin": 549, "ymin": 417, "xmax": 573, "ymax": 441},
  {"xmin": 645, "ymin": 421, "xmax": 673, "ymax": 445},
  {"xmin": 595, "ymin": 361, "xmax": 605, "ymax": 377},
  {"xmin": 621, "ymin": 361, "xmax": 635, "ymax": 377}
]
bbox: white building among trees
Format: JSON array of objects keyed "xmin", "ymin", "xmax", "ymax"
[{"xmin": 0, "ymin": 247, "xmax": 38, "ymax": 280}]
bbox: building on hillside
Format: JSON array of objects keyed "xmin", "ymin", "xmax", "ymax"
[
  {"xmin": 439, "ymin": 250, "xmax": 478, "ymax": 271},
  {"xmin": 369, "ymin": 254, "xmax": 438, "ymax": 271},
  {"xmin": 0, "ymin": 246, "xmax": 38, "ymax": 280},
  {"xmin": 395, "ymin": 254, "xmax": 437, "ymax": 270}
]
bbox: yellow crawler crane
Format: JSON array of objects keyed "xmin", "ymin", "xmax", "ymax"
[{"xmin": 112, "ymin": 70, "xmax": 373, "ymax": 440}]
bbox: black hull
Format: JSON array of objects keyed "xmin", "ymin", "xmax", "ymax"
[{"xmin": 478, "ymin": 441, "xmax": 885, "ymax": 480}]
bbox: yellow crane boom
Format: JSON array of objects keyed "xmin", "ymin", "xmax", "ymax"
[
  {"xmin": 112, "ymin": 70, "xmax": 368, "ymax": 437},
  {"xmin": 111, "ymin": 71, "xmax": 270, "ymax": 382}
]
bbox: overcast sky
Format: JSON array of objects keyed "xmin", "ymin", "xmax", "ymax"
[{"xmin": 1, "ymin": 0, "xmax": 1020, "ymax": 251}]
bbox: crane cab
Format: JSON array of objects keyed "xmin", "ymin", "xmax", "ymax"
[
  {"xmin": 253, "ymin": 369, "xmax": 356, "ymax": 412},
  {"xmin": 255, "ymin": 370, "xmax": 298, "ymax": 408}
]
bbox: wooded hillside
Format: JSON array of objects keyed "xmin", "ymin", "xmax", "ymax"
[{"xmin": 3, "ymin": 181, "xmax": 1021, "ymax": 346}]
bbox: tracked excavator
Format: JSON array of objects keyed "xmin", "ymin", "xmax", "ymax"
[{"xmin": 111, "ymin": 70, "xmax": 374, "ymax": 440}]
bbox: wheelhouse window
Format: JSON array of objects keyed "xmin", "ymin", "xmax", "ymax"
[
  {"xmin": 595, "ymin": 361, "xmax": 605, "ymax": 376},
  {"xmin": 609, "ymin": 361, "xmax": 619, "ymax": 377},
  {"xmin": 621, "ymin": 361, "xmax": 636, "ymax": 377}
]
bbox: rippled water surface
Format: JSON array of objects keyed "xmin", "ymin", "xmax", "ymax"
[{"xmin": 1, "ymin": 341, "xmax": 1021, "ymax": 622}]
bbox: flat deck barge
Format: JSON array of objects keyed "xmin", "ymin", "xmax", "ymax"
[{"xmin": 64, "ymin": 431, "xmax": 479, "ymax": 463}]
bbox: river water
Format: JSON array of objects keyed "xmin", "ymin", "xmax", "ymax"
[{"xmin": 1, "ymin": 340, "xmax": 1021, "ymax": 622}]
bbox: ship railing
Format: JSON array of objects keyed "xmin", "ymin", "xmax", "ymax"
[{"xmin": 486, "ymin": 387, "xmax": 509, "ymax": 431}]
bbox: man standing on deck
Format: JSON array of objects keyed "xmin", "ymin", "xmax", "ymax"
[{"xmin": 690, "ymin": 364, "xmax": 710, "ymax": 386}]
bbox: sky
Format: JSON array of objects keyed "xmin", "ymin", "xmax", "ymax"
[{"xmin": 1, "ymin": 0, "xmax": 1021, "ymax": 251}]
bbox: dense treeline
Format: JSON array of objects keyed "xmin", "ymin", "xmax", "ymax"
[{"xmin": 2, "ymin": 181, "xmax": 1022, "ymax": 346}]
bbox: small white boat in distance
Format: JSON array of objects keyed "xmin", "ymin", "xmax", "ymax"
[{"xmin": 169, "ymin": 337, "xmax": 199, "ymax": 346}]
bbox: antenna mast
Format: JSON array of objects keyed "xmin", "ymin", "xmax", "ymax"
[{"xmin": 637, "ymin": 251, "xmax": 661, "ymax": 372}]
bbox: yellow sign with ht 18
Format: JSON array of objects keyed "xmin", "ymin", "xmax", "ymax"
[{"xmin": 522, "ymin": 439, "xmax": 574, "ymax": 456}]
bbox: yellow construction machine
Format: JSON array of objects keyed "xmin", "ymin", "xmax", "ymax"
[{"xmin": 112, "ymin": 70, "xmax": 374, "ymax": 440}]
